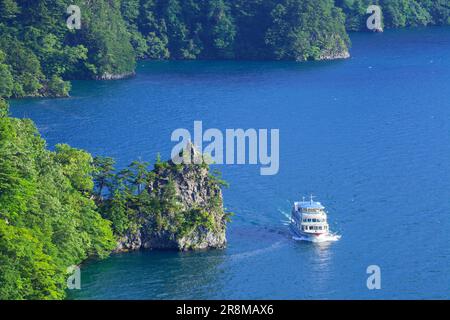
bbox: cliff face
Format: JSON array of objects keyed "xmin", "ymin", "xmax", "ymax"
[{"xmin": 116, "ymin": 144, "xmax": 227, "ymax": 251}]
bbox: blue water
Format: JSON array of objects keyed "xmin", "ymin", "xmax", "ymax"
[{"xmin": 10, "ymin": 27, "xmax": 450, "ymax": 299}]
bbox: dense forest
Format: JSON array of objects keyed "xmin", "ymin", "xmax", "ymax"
[
  {"xmin": 0, "ymin": 98, "xmax": 114, "ymax": 298},
  {"xmin": 0, "ymin": 0, "xmax": 448, "ymax": 98}
]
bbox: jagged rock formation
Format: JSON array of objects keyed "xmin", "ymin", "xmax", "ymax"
[
  {"xmin": 116, "ymin": 143, "xmax": 228, "ymax": 251},
  {"xmin": 96, "ymin": 72, "xmax": 136, "ymax": 80},
  {"xmin": 319, "ymin": 50, "xmax": 350, "ymax": 60}
]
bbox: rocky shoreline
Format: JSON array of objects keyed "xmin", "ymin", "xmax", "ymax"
[
  {"xmin": 114, "ymin": 144, "xmax": 228, "ymax": 252},
  {"xmin": 96, "ymin": 72, "xmax": 136, "ymax": 81},
  {"xmin": 319, "ymin": 50, "xmax": 351, "ymax": 61},
  {"xmin": 95, "ymin": 71, "xmax": 136, "ymax": 80}
]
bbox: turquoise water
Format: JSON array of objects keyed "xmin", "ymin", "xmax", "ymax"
[{"xmin": 11, "ymin": 27, "xmax": 450, "ymax": 299}]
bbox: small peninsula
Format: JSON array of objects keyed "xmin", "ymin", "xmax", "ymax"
[
  {"xmin": 2, "ymin": 0, "xmax": 448, "ymax": 100},
  {"xmin": 0, "ymin": 99, "xmax": 229, "ymax": 299}
]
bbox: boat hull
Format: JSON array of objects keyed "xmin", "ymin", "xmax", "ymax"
[{"xmin": 290, "ymin": 223, "xmax": 340, "ymax": 243}]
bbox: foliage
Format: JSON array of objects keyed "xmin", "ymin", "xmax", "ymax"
[
  {"xmin": 0, "ymin": 0, "xmax": 447, "ymax": 98},
  {"xmin": 336, "ymin": 0, "xmax": 450, "ymax": 30},
  {"xmin": 0, "ymin": 102, "xmax": 115, "ymax": 299},
  {"xmin": 0, "ymin": 50, "xmax": 14, "ymax": 98},
  {"xmin": 0, "ymin": 0, "xmax": 134, "ymax": 98},
  {"xmin": 265, "ymin": 0, "xmax": 349, "ymax": 61}
]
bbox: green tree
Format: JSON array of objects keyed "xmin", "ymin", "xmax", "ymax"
[
  {"xmin": 0, "ymin": 103, "xmax": 115, "ymax": 299},
  {"xmin": 0, "ymin": 50, "xmax": 14, "ymax": 98},
  {"xmin": 93, "ymin": 156, "xmax": 116, "ymax": 199},
  {"xmin": 265, "ymin": 0, "xmax": 350, "ymax": 61},
  {"xmin": 204, "ymin": 0, "xmax": 236, "ymax": 58},
  {"xmin": 0, "ymin": 0, "xmax": 20, "ymax": 21}
]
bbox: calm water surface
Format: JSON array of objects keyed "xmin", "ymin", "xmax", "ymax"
[{"xmin": 11, "ymin": 27, "xmax": 450, "ymax": 299}]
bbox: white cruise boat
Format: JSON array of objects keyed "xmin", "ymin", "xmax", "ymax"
[{"xmin": 291, "ymin": 196, "xmax": 340, "ymax": 242}]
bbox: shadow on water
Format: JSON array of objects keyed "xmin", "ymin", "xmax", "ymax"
[{"xmin": 67, "ymin": 249, "xmax": 227, "ymax": 300}]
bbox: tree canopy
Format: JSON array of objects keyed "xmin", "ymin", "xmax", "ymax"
[
  {"xmin": 0, "ymin": 98, "xmax": 115, "ymax": 299},
  {"xmin": 1, "ymin": 0, "xmax": 447, "ymax": 98}
]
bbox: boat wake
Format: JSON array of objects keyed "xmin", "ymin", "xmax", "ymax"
[
  {"xmin": 278, "ymin": 208, "xmax": 293, "ymax": 225},
  {"xmin": 292, "ymin": 233, "xmax": 341, "ymax": 243},
  {"xmin": 229, "ymin": 241, "xmax": 285, "ymax": 262}
]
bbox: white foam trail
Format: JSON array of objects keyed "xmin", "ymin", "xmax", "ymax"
[
  {"xmin": 230, "ymin": 241, "xmax": 284, "ymax": 262},
  {"xmin": 278, "ymin": 209, "xmax": 293, "ymax": 223},
  {"xmin": 292, "ymin": 233, "xmax": 341, "ymax": 243}
]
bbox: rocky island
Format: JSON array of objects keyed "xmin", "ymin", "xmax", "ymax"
[{"xmin": 96, "ymin": 143, "xmax": 229, "ymax": 252}]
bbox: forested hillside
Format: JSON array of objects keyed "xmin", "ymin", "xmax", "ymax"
[
  {"xmin": 337, "ymin": 0, "xmax": 450, "ymax": 30},
  {"xmin": 0, "ymin": 98, "xmax": 115, "ymax": 299},
  {"xmin": 1, "ymin": 0, "xmax": 448, "ymax": 99},
  {"xmin": 0, "ymin": 0, "xmax": 134, "ymax": 98}
]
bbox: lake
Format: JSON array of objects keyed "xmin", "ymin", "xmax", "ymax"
[{"xmin": 11, "ymin": 27, "xmax": 450, "ymax": 299}]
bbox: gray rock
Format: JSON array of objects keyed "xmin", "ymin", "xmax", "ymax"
[
  {"xmin": 116, "ymin": 143, "xmax": 227, "ymax": 252},
  {"xmin": 96, "ymin": 72, "xmax": 136, "ymax": 80}
]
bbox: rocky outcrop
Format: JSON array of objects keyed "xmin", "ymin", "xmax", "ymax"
[
  {"xmin": 319, "ymin": 49, "xmax": 350, "ymax": 60},
  {"xmin": 318, "ymin": 35, "xmax": 351, "ymax": 61},
  {"xmin": 116, "ymin": 143, "xmax": 228, "ymax": 252},
  {"xmin": 96, "ymin": 72, "xmax": 136, "ymax": 80}
]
